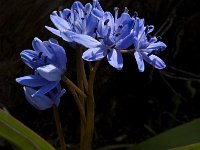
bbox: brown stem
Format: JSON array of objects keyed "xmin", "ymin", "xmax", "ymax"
[
  {"xmin": 82, "ymin": 61, "xmax": 100, "ymax": 150},
  {"xmin": 62, "ymin": 76, "xmax": 86, "ymax": 125},
  {"xmin": 76, "ymin": 48, "xmax": 87, "ymax": 147},
  {"xmin": 53, "ymin": 105, "xmax": 66, "ymax": 150},
  {"xmin": 61, "ymin": 75, "xmax": 87, "ymax": 98}
]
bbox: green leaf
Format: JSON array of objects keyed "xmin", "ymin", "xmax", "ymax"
[
  {"xmin": 170, "ymin": 143, "xmax": 200, "ymax": 150},
  {"xmin": 129, "ymin": 119, "xmax": 200, "ymax": 150},
  {"xmin": 0, "ymin": 108, "xmax": 55, "ymax": 150}
]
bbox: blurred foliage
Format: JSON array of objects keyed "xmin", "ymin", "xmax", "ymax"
[
  {"xmin": 129, "ymin": 119, "xmax": 200, "ymax": 150},
  {"xmin": 0, "ymin": 0, "xmax": 200, "ymax": 149},
  {"xmin": 0, "ymin": 109, "xmax": 55, "ymax": 150}
]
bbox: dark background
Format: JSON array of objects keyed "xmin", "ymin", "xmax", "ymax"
[{"xmin": 0, "ymin": 0, "xmax": 200, "ymax": 149}]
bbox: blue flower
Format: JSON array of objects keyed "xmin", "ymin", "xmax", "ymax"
[
  {"xmin": 68, "ymin": 9, "xmax": 134, "ymax": 70},
  {"xmin": 132, "ymin": 18, "xmax": 167, "ymax": 72},
  {"xmin": 16, "ymin": 38, "xmax": 67, "ymax": 109},
  {"xmin": 46, "ymin": 0, "xmax": 103, "ymax": 43}
]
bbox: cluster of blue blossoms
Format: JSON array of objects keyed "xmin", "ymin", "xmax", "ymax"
[{"xmin": 16, "ymin": 0, "xmax": 167, "ymax": 110}]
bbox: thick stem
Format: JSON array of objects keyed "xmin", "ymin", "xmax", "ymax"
[
  {"xmin": 82, "ymin": 61, "xmax": 100, "ymax": 150},
  {"xmin": 76, "ymin": 48, "xmax": 87, "ymax": 147},
  {"xmin": 53, "ymin": 105, "xmax": 66, "ymax": 150}
]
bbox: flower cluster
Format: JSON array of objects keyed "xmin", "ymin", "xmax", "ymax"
[
  {"xmin": 16, "ymin": 0, "xmax": 167, "ymax": 109},
  {"xmin": 47, "ymin": 0, "xmax": 167, "ymax": 71}
]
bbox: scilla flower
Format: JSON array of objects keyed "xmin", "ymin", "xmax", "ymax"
[
  {"xmin": 68, "ymin": 8, "xmax": 134, "ymax": 70},
  {"xmin": 132, "ymin": 18, "xmax": 167, "ymax": 72},
  {"xmin": 46, "ymin": 0, "xmax": 103, "ymax": 43},
  {"xmin": 16, "ymin": 38, "xmax": 67, "ymax": 109}
]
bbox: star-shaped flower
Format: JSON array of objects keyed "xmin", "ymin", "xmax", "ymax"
[{"xmin": 132, "ymin": 18, "xmax": 167, "ymax": 72}]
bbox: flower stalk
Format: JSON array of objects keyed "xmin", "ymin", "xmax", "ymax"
[
  {"xmin": 82, "ymin": 61, "xmax": 100, "ymax": 150},
  {"xmin": 53, "ymin": 105, "xmax": 66, "ymax": 150}
]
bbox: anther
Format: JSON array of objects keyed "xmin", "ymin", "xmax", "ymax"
[
  {"xmin": 66, "ymin": 13, "xmax": 71, "ymax": 18},
  {"xmin": 32, "ymin": 58, "xmax": 37, "ymax": 62},
  {"xmin": 104, "ymin": 19, "xmax": 110, "ymax": 25},
  {"xmin": 118, "ymin": 24, "xmax": 123, "ymax": 28},
  {"xmin": 97, "ymin": 37, "xmax": 104, "ymax": 40},
  {"xmin": 81, "ymin": 17, "xmax": 85, "ymax": 20},
  {"xmin": 38, "ymin": 52, "xmax": 43, "ymax": 58},
  {"xmin": 146, "ymin": 34, "xmax": 151, "ymax": 41},
  {"xmin": 156, "ymin": 36, "xmax": 162, "ymax": 42},
  {"xmin": 115, "ymin": 32, "xmax": 121, "ymax": 37}
]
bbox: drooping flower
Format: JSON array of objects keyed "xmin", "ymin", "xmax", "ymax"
[
  {"xmin": 46, "ymin": 0, "xmax": 104, "ymax": 43},
  {"xmin": 67, "ymin": 9, "xmax": 134, "ymax": 70},
  {"xmin": 132, "ymin": 18, "xmax": 167, "ymax": 72},
  {"xmin": 16, "ymin": 38, "xmax": 67, "ymax": 109}
]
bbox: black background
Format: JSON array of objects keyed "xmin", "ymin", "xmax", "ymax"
[{"xmin": 0, "ymin": 0, "xmax": 200, "ymax": 149}]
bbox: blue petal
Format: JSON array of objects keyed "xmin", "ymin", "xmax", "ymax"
[
  {"xmin": 24, "ymin": 87, "xmax": 53, "ymax": 110},
  {"xmin": 142, "ymin": 53, "xmax": 166, "ymax": 69},
  {"xmin": 91, "ymin": 8, "xmax": 104, "ymax": 19},
  {"xmin": 72, "ymin": 34, "xmax": 101, "ymax": 48},
  {"xmin": 82, "ymin": 47, "xmax": 106, "ymax": 61},
  {"xmin": 98, "ymin": 12, "xmax": 114, "ymax": 37},
  {"xmin": 145, "ymin": 41, "xmax": 167, "ymax": 52},
  {"xmin": 115, "ymin": 17, "xmax": 134, "ymax": 41},
  {"xmin": 32, "ymin": 38, "xmax": 53, "ymax": 58},
  {"xmin": 85, "ymin": 3, "xmax": 92, "ymax": 17},
  {"xmin": 33, "ymin": 81, "xmax": 59, "ymax": 96},
  {"xmin": 45, "ymin": 26, "xmax": 61, "ymax": 37},
  {"xmin": 116, "ymin": 32, "xmax": 134, "ymax": 50},
  {"xmin": 50, "ymin": 14, "xmax": 71, "ymax": 31},
  {"xmin": 86, "ymin": 11, "xmax": 99, "ymax": 36},
  {"xmin": 37, "ymin": 64, "xmax": 62, "ymax": 81},
  {"xmin": 20, "ymin": 50, "xmax": 39, "ymax": 68},
  {"xmin": 93, "ymin": 0, "xmax": 104, "ymax": 12},
  {"xmin": 16, "ymin": 75, "xmax": 49, "ymax": 87},
  {"xmin": 107, "ymin": 49, "xmax": 123, "ymax": 70},
  {"xmin": 60, "ymin": 30, "xmax": 76, "ymax": 42},
  {"xmin": 134, "ymin": 18, "xmax": 145, "ymax": 39},
  {"xmin": 48, "ymin": 40, "xmax": 67, "ymax": 71},
  {"xmin": 134, "ymin": 51, "xmax": 145, "ymax": 72}
]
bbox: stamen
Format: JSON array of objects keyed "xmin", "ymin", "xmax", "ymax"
[
  {"xmin": 104, "ymin": 19, "xmax": 110, "ymax": 25},
  {"xmin": 156, "ymin": 36, "xmax": 162, "ymax": 42},
  {"xmin": 81, "ymin": 17, "xmax": 84, "ymax": 20},
  {"xmin": 133, "ymin": 11, "xmax": 138, "ymax": 18},
  {"xmin": 114, "ymin": 7, "xmax": 119, "ymax": 21},
  {"xmin": 124, "ymin": 7, "xmax": 129, "ymax": 13},
  {"xmin": 145, "ymin": 25, "xmax": 149, "ymax": 34},
  {"xmin": 110, "ymin": 44, "xmax": 116, "ymax": 49}
]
